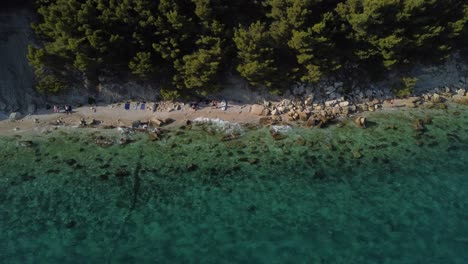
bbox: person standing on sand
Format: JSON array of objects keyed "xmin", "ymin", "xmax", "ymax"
[{"xmin": 53, "ymin": 105, "xmax": 58, "ymax": 113}]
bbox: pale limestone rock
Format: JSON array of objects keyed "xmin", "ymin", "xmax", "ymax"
[{"xmin": 250, "ymin": 104, "xmax": 266, "ymax": 115}]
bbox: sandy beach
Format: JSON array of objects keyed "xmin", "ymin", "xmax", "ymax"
[
  {"xmin": 1, "ymin": 92, "xmax": 466, "ymax": 137},
  {"xmin": 0, "ymin": 101, "xmax": 262, "ymax": 136}
]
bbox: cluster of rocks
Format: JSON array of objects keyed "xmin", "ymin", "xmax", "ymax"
[
  {"xmin": 250, "ymin": 96, "xmax": 369, "ymax": 129},
  {"xmin": 250, "ymin": 85, "xmax": 468, "ymax": 131},
  {"xmin": 407, "ymin": 87, "xmax": 467, "ymax": 108}
]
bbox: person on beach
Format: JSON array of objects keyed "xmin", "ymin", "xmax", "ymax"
[
  {"xmin": 211, "ymin": 100, "xmax": 218, "ymax": 109},
  {"xmin": 190, "ymin": 102, "xmax": 198, "ymax": 111},
  {"xmin": 53, "ymin": 105, "xmax": 58, "ymax": 113},
  {"xmin": 220, "ymin": 100, "xmax": 227, "ymax": 111}
]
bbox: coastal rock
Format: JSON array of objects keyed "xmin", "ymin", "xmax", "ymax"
[
  {"xmin": 132, "ymin": 120, "xmax": 141, "ymax": 128},
  {"xmin": 250, "ymin": 104, "xmax": 266, "ymax": 116},
  {"xmin": 276, "ymin": 106, "xmax": 286, "ymax": 114},
  {"xmin": 150, "ymin": 118, "xmax": 164, "ymax": 127},
  {"xmin": 299, "ymin": 111, "xmax": 310, "ymax": 121},
  {"xmin": 117, "ymin": 126, "xmax": 132, "ymax": 135},
  {"xmin": 339, "ymin": 101, "xmax": 349, "ymax": 107},
  {"xmin": 9, "ymin": 112, "xmax": 21, "ymax": 121},
  {"xmin": 304, "ymin": 95, "xmax": 314, "ymax": 106},
  {"xmin": 306, "ymin": 116, "xmax": 318, "ymax": 127},
  {"xmin": 148, "ymin": 132, "xmax": 160, "ymax": 141},
  {"xmin": 259, "ymin": 117, "xmax": 272, "ymax": 126},
  {"xmin": 434, "ymin": 103, "xmax": 448, "ymax": 109},
  {"xmin": 18, "ymin": 140, "xmax": 34, "ymax": 148},
  {"xmin": 413, "ymin": 119, "xmax": 426, "ymax": 132},
  {"xmin": 115, "ymin": 169, "xmax": 130, "ymax": 178},
  {"xmin": 431, "ymin": 93, "xmax": 441, "ymax": 103},
  {"xmin": 186, "ymin": 163, "xmax": 198, "ymax": 171},
  {"xmin": 95, "ymin": 136, "xmax": 113, "ymax": 147},
  {"xmin": 423, "ymin": 117, "xmax": 432, "ymax": 125},
  {"xmin": 259, "ymin": 116, "xmax": 281, "ymax": 126},
  {"xmin": 163, "ymin": 118, "xmax": 175, "ymax": 125},
  {"xmin": 352, "ymin": 150, "xmax": 363, "ymax": 159},
  {"xmin": 353, "ymin": 116, "xmax": 366, "ymax": 128},
  {"xmin": 221, "ymin": 133, "xmax": 241, "ymax": 141},
  {"xmin": 357, "ymin": 104, "xmax": 368, "ymax": 112},
  {"xmin": 261, "ymin": 108, "xmax": 271, "ymax": 116},
  {"xmin": 118, "ymin": 137, "xmax": 133, "ymax": 145},
  {"xmin": 332, "ymin": 106, "xmax": 341, "ymax": 116},
  {"xmin": 452, "ymin": 95, "xmax": 468, "ymax": 105},
  {"xmin": 79, "ymin": 118, "xmax": 86, "ymax": 126},
  {"xmin": 341, "ymin": 106, "xmax": 350, "ymax": 116},
  {"xmin": 325, "ymin": 99, "xmax": 338, "ymax": 107},
  {"xmin": 270, "ymin": 131, "xmax": 287, "ymax": 140},
  {"xmin": 89, "ymin": 119, "xmax": 99, "ymax": 125}
]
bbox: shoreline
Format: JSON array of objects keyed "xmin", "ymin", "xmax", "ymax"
[{"xmin": 1, "ymin": 91, "xmax": 467, "ymax": 137}]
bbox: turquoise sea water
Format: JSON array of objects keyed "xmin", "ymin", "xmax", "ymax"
[{"xmin": 1, "ymin": 107, "xmax": 468, "ymax": 263}]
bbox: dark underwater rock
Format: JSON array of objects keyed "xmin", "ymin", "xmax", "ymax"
[
  {"xmin": 413, "ymin": 119, "xmax": 426, "ymax": 132},
  {"xmin": 18, "ymin": 140, "xmax": 34, "ymax": 148}
]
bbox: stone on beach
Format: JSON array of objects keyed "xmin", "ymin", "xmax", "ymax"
[
  {"xmin": 250, "ymin": 104, "xmax": 267, "ymax": 116},
  {"xmin": 452, "ymin": 94, "xmax": 468, "ymax": 105}
]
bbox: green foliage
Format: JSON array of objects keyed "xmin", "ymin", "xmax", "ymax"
[
  {"xmin": 392, "ymin": 77, "xmax": 418, "ymax": 98},
  {"xmin": 234, "ymin": 21, "xmax": 278, "ymax": 87},
  {"xmin": 28, "ymin": 0, "xmax": 468, "ymax": 96},
  {"xmin": 36, "ymin": 75, "xmax": 66, "ymax": 94},
  {"xmin": 160, "ymin": 89, "xmax": 181, "ymax": 101},
  {"xmin": 129, "ymin": 52, "xmax": 157, "ymax": 79}
]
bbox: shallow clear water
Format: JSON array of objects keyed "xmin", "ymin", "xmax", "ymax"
[{"xmin": 1, "ymin": 107, "xmax": 468, "ymax": 263}]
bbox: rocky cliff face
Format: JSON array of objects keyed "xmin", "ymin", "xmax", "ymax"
[{"xmin": 0, "ymin": 8, "xmax": 40, "ymax": 114}]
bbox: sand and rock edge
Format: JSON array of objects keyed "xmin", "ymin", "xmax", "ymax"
[{"xmin": 2, "ymin": 86, "xmax": 468, "ymax": 144}]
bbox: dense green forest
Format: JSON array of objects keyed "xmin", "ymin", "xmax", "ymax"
[{"xmin": 25, "ymin": 0, "xmax": 468, "ymax": 98}]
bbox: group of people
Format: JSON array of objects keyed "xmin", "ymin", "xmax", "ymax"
[{"xmin": 53, "ymin": 104, "xmax": 73, "ymax": 115}]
